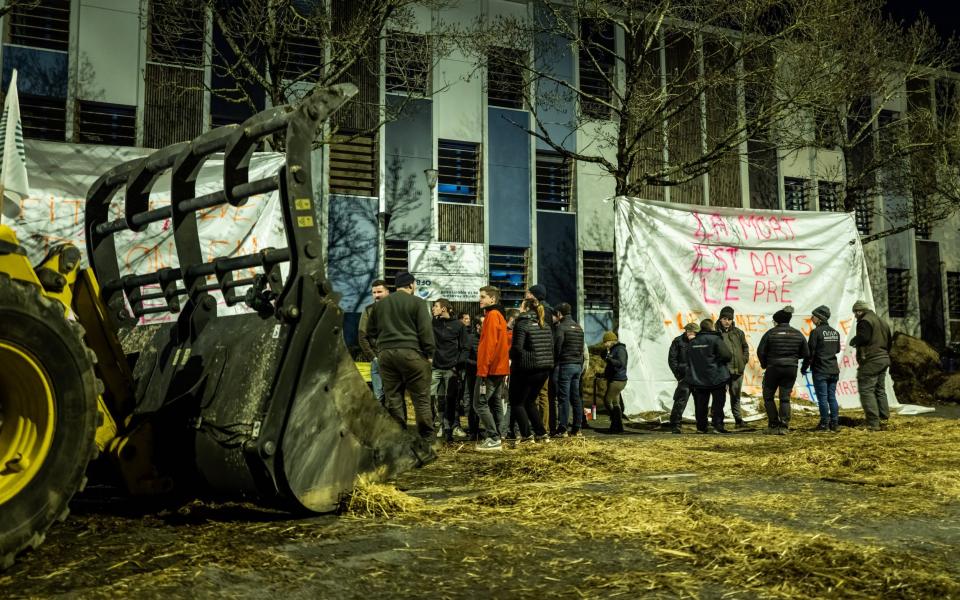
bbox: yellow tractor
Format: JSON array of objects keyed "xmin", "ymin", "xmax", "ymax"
[{"xmin": 0, "ymin": 84, "xmax": 434, "ymax": 568}]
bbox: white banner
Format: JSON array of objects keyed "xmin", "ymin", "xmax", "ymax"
[
  {"xmin": 9, "ymin": 140, "xmax": 287, "ymax": 324},
  {"xmin": 408, "ymin": 241, "xmax": 485, "ymax": 302},
  {"xmin": 615, "ymin": 197, "xmax": 897, "ymax": 415}
]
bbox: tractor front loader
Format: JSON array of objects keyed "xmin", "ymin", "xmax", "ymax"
[{"xmin": 0, "ymin": 83, "xmax": 435, "ymax": 568}]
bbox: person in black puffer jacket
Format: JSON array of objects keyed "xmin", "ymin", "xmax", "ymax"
[
  {"xmin": 509, "ymin": 298, "xmax": 554, "ymax": 442},
  {"xmin": 553, "ymin": 302, "xmax": 585, "ymax": 436},
  {"xmin": 756, "ymin": 306, "xmax": 809, "ymax": 434},
  {"xmin": 685, "ymin": 319, "xmax": 733, "ymax": 434}
]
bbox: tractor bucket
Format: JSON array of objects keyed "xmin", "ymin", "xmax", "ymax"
[{"xmin": 84, "ymin": 84, "xmax": 435, "ymax": 512}]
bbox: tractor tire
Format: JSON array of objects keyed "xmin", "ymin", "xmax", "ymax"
[{"xmin": 0, "ymin": 274, "xmax": 99, "ymax": 569}]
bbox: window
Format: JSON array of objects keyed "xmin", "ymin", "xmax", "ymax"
[
  {"xmin": 536, "ymin": 151, "xmax": 574, "ymax": 211},
  {"xmin": 489, "ymin": 246, "xmax": 528, "ymax": 308},
  {"xmin": 578, "ymin": 19, "xmax": 616, "ymax": 119},
  {"xmin": 329, "ymin": 131, "xmax": 378, "ymax": 197},
  {"xmin": 384, "ymin": 239, "xmax": 409, "ymax": 289},
  {"xmin": 886, "ymin": 268, "xmax": 909, "ymax": 318},
  {"xmin": 818, "ymin": 180, "xmax": 841, "ymax": 212},
  {"xmin": 948, "ymin": 272, "xmax": 960, "ymax": 320},
  {"xmin": 279, "ymin": 3, "xmax": 324, "ymax": 81},
  {"xmin": 583, "ymin": 251, "xmax": 616, "ymax": 310},
  {"xmin": 386, "ymin": 31, "xmax": 430, "ymax": 96},
  {"xmin": 437, "ymin": 140, "xmax": 480, "ymax": 204},
  {"xmin": 784, "ymin": 178, "xmax": 809, "ymax": 211},
  {"xmin": 8, "ymin": 0, "xmax": 70, "ymax": 52},
  {"xmin": 487, "ymin": 46, "xmax": 524, "ymax": 109},
  {"xmin": 915, "ymin": 221, "xmax": 931, "ymax": 240},
  {"xmin": 19, "ymin": 94, "xmax": 66, "ymax": 141},
  {"xmin": 148, "ymin": 0, "xmax": 205, "ymax": 66},
  {"xmin": 76, "ymin": 101, "xmax": 136, "ymax": 146},
  {"xmin": 855, "ymin": 197, "xmax": 872, "ymax": 236}
]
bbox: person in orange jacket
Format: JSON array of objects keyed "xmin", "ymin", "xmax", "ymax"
[{"xmin": 475, "ymin": 285, "xmax": 510, "ymax": 451}]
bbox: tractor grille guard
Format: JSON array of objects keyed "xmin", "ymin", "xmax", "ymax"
[{"xmin": 85, "ymin": 84, "xmax": 358, "ymax": 328}]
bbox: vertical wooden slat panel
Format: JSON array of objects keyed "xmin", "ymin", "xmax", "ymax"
[
  {"xmin": 665, "ymin": 33, "xmax": 704, "ymax": 205},
  {"xmin": 144, "ymin": 63, "xmax": 204, "ymax": 148},
  {"xmin": 704, "ymin": 37, "xmax": 741, "ymax": 208},
  {"xmin": 438, "ymin": 204, "xmax": 484, "ymax": 243}
]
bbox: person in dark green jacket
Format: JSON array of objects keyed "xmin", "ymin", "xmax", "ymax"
[
  {"xmin": 718, "ymin": 306, "xmax": 750, "ymax": 428},
  {"xmin": 851, "ymin": 300, "xmax": 892, "ymax": 431},
  {"xmin": 367, "ymin": 272, "xmax": 435, "ymax": 440}
]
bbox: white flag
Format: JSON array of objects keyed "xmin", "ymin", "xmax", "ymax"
[{"xmin": 0, "ymin": 69, "xmax": 30, "ymax": 220}]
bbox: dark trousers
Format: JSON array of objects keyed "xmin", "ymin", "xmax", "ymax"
[
  {"xmin": 473, "ymin": 375, "xmax": 505, "ymax": 441},
  {"xmin": 693, "ymin": 386, "xmax": 725, "ymax": 432},
  {"xmin": 762, "ymin": 364, "xmax": 797, "ymax": 429},
  {"xmin": 670, "ymin": 380, "xmax": 692, "ymax": 427},
  {"xmin": 556, "ymin": 363, "xmax": 583, "ymax": 432},
  {"xmin": 380, "ymin": 348, "xmax": 433, "ymax": 440},
  {"xmin": 510, "ymin": 368, "xmax": 551, "ymax": 438},
  {"xmin": 857, "ymin": 362, "xmax": 890, "ymax": 427},
  {"xmin": 726, "ymin": 374, "xmax": 744, "ymax": 424}
]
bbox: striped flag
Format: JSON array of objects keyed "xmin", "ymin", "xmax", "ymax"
[{"xmin": 0, "ymin": 69, "xmax": 29, "ymax": 220}]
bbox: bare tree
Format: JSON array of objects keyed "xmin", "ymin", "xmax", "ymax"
[
  {"xmin": 150, "ymin": 0, "xmax": 458, "ymax": 147},
  {"xmin": 0, "ymin": 0, "xmax": 38, "ymax": 19},
  {"xmin": 775, "ymin": 4, "xmax": 960, "ymax": 242}
]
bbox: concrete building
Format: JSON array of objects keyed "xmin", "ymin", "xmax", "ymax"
[{"xmin": 3, "ymin": 0, "xmax": 958, "ymax": 348}]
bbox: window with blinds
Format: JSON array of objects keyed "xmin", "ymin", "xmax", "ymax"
[
  {"xmin": 329, "ymin": 131, "xmax": 378, "ymax": 197},
  {"xmin": 489, "ymin": 246, "xmax": 528, "ymax": 308},
  {"xmin": 948, "ymin": 272, "xmax": 960, "ymax": 320},
  {"xmin": 19, "ymin": 94, "xmax": 66, "ymax": 141},
  {"xmin": 855, "ymin": 197, "xmax": 873, "ymax": 235},
  {"xmin": 487, "ymin": 46, "xmax": 524, "ymax": 109},
  {"xmin": 583, "ymin": 251, "xmax": 616, "ymax": 310},
  {"xmin": 148, "ymin": 0, "xmax": 205, "ymax": 66},
  {"xmin": 536, "ymin": 151, "xmax": 574, "ymax": 212},
  {"xmin": 76, "ymin": 101, "xmax": 136, "ymax": 146},
  {"xmin": 8, "ymin": 0, "xmax": 70, "ymax": 52},
  {"xmin": 886, "ymin": 268, "xmax": 909, "ymax": 318},
  {"xmin": 784, "ymin": 178, "xmax": 810, "ymax": 211},
  {"xmin": 578, "ymin": 19, "xmax": 616, "ymax": 119},
  {"xmin": 818, "ymin": 180, "xmax": 841, "ymax": 212},
  {"xmin": 386, "ymin": 31, "xmax": 430, "ymax": 96},
  {"xmin": 384, "ymin": 239, "xmax": 409, "ymax": 288},
  {"xmin": 438, "ymin": 140, "xmax": 480, "ymax": 204}
]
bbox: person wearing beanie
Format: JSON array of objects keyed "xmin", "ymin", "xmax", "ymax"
[
  {"xmin": 756, "ymin": 306, "xmax": 809, "ymax": 435},
  {"xmin": 366, "ymin": 272, "xmax": 435, "ymax": 440},
  {"xmin": 684, "ymin": 319, "xmax": 733, "ymax": 434},
  {"xmin": 801, "ymin": 305, "xmax": 841, "ymax": 432},
  {"xmin": 601, "ymin": 331, "xmax": 628, "ymax": 433},
  {"xmin": 850, "ymin": 300, "xmax": 893, "ymax": 431},
  {"xmin": 717, "ymin": 306, "xmax": 750, "ymax": 428},
  {"xmin": 526, "ymin": 284, "xmax": 558, "ymax": 434},
  {"xmin": 668, "ymin": 322, "xmax": 699, "ymax": 433}
]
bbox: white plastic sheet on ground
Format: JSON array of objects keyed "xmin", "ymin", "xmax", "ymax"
[
  {"xmin": 9, "ymin": 140, "xmax": 286, "ymax": 324},
  {"xmin": 614, "ymin": 196, "xmax": 905, "ymax": 418}
]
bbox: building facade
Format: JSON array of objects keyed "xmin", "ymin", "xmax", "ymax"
[{"xmin": 3, "ymin": 0, "xmax": 959, "ymax": 348}]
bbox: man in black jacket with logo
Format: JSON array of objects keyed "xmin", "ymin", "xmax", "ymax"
[
  {"xmin": 756, "ymin": 306, "xmax": 809, "ymax": 435},
  {"xmin": 801, "ymin": 305, "xmax": 841, "ymax": 432},
  {"xmin": 685, "ymin": 319, "xmax": 732, "ymax": 434},
  {"xmin": 668, "ymin": 322, "xmax": 699, "ymax": 433},
  {"xmin": 553, "ymin": 302, "xmax": 585, "ymax": 437}
]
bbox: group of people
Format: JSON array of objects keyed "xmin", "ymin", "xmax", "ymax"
[
  {"xmin": 668, "ymin": 301, "xmax": 893, "ymax": 434},
  {"xmin": 357, "ymin": 273, "xmax": 629, "ymax": 451}
]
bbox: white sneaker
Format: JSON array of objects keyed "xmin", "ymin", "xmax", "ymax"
[
  {"xmin": 452, "ymin": 426, "xmax": 468, "ymax": 440},
  {"xmin": 475, "ymin": 437, "xmax": 503, "ymax": 452}
]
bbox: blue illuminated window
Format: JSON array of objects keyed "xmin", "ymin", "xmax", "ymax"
[{"xmin": 489, "ymin": 246, "xmax": 528, "ymax": 308}]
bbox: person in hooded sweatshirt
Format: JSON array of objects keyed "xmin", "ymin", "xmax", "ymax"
[
  {"xmin": 668, "ymin": 321, "xmax": 700, "ymax": 434},
  {"xmin": 756, "ymin": 306, "xmax": 809, "ymax": 435},
  {"xmin": 684, "ymin": 319, "xmax": 732, "ymax": 434},
  {"xmin": 801, "ymin": 305, "xmax": 841, "ymax": 432},
  {"xmin": 601, "ymin": 331, "xmax": 628, "ymax": 433}
]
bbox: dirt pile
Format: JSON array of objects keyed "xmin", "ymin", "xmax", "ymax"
[{"xmin": 889, "ymin": 333, "xmax": 960, "ymax": 404}]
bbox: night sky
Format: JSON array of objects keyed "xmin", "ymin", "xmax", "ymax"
[{"xmin": 885, "ymin": 0, "xmax": 960, "ymax": 40}]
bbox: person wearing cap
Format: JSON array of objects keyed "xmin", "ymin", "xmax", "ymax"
[
  {"xmin": 850, "ymin": 300, "xmax": 893, "ymax": 431},
  {"xmin": 685, "ymin": 319, "xmax": 733, "ymax": 434},
  {"xmin": 526, "ymin": 284, "xmax": 558, "ymax": 434},
  {"xmin": 601, "ymin": 331, "xmax": 628, "ymax": 433},
  {"xmin": 801, "ymin": 305, "xmax": 841, "ymax": 432},
  {"xmin": 668, "ymin": 321, "xmax": 699, "ymax": 434},
  {"xmin": 756, "ymin": 306, "xmax": 809, "ymax": 434},
  {"xmin": 366, "ymin": 272, "xmax": 436, "ymax": 440},
  {"xmin": 717, "ymin": 306, "xmax": 750, "ymax": 428}
]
